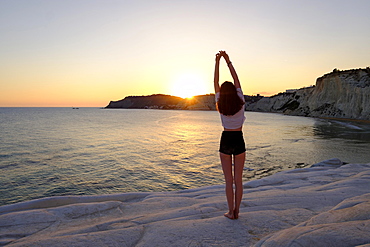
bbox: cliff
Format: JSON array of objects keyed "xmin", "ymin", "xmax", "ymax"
[
  {"xmin": 106, "ymin": 94, "xmax": 183, "ymax": 109},
  {"xmin": 246, "ymin": 68, "xmax": 370, "ymax": 120},
  {"xmin": 106, "ymin": 94, "xmax": 218, "ymax": 110},
  {"xmin": 106, "ymin": 93, "xmax": 263, "ymax": 111}
]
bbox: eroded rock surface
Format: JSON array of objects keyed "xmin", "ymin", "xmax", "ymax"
[
  {"xmin": 1, "ymin": 159, "xmax": 369, "ymax": 246},
  {"xmin": 246, "ymin": 68, "xmax": 370, "ymax": 120}
]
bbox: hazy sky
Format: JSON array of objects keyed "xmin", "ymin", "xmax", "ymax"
[{"xmin": 1, "ymin": 0, "xmax": 369, "ymax": 106}]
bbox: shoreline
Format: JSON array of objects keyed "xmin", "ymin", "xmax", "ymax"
[
  {"xmin": 318, "ymin": 116, "xmax": 370, "ymax": 124},
  {"xmin": 107, "ymin": 107, "xmax": 370, "ymax": 123},
  {"xmin": 1, "ymin": 158, "xmax": 369, "ymax": 246},
  {"xmin": 0, "ymin": 161, "xmax": 309, "ymax": 208}
]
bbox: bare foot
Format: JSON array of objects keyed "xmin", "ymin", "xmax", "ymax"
[
  {"xmin": 234, "ymin": 210, "xmax": 239, "ymax": 219},
  {"xmin": 224, "ymin": 211, "xmax": 235, "ymax": 220}
]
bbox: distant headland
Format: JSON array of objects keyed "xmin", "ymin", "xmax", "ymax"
[
  {"xmin": 107, "ymin": 94, "xmax": 217, "ymax": 110},
  {"xmin": 106, "ymin": 94, "xmax": 263, "ymax": 111},
  {"xmin": 106, "ymin": 67, "xmax": 370, "ymax": 121}
]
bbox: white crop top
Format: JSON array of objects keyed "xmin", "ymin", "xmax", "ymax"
[{"xmin": 215, "ymin": 88, "xmax": 246, "ymax": 129}]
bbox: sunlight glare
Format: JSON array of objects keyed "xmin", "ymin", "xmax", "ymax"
[{"xmin": 170, "ymin": 72, "xmax": 208, "ymax": 99}]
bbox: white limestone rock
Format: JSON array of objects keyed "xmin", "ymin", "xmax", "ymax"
[
  {"xmin": 246, "ymin": 68, "xmax": 370, "ymax": 120},
  {"xmin": 256, "ymin": 194, "xmax": 370, "ymax": 247},
  {"xmin": 1, "ymin": 160, "xmax": 369, "ymax": 246}
]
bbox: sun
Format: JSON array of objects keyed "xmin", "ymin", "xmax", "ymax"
[{"xmin": 170, "ymin": 72, "xmax": 208, "ymax": 99}]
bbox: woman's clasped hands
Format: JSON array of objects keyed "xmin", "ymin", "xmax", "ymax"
[{"xmin": 215, "ymin": 50, "xmax": 230, "ymax": 63}]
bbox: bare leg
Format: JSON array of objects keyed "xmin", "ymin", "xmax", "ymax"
[
  {"xmin": 220, "ymin": 152, "xmax": 234, "ymax": 219},
  {"xmin": 233, "ymin": 152, "xmax": 245, "ymax": 219}
]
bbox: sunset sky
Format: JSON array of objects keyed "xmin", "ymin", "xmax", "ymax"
[{"xmin": 1, "ymin": 0, "xmax": 369, "ymax": 107}]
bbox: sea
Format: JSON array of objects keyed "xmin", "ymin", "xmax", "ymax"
[{"xmin": 1, "ymin": 107, "xmax": 370, "ymax": 206}]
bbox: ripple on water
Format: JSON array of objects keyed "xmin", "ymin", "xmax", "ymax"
[{"xmin": 1, "ymin": 108, "xmax": 370, "ymax": 206}]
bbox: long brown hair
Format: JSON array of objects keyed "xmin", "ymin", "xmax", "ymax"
[{"xmin": 217, "ymin": 81, "xmax": 244, "ymax": 116}]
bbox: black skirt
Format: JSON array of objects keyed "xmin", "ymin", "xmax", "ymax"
[{"xmin": 219, "ymin": 131, "xmax": 246, "ymax": 155}]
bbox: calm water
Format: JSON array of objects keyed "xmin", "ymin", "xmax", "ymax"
[{"xmin": 1, "ymin": 107, "xmax": 370, "ymax": 206}]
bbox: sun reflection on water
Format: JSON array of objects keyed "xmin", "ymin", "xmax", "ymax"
[{"xmin": 1, "ymin": 108, "xmax": 370, "ymax": 206}]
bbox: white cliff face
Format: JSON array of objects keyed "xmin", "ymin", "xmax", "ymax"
[
  {"xmin": 246, "ymin": 68, "xmax": 370, "ymax": 120},
  {"xmin": 306, "ymin": 70, "xmax": 370, "ymax": 119}
]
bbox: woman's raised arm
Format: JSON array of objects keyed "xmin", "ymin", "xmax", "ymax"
[
  {"xmin": 221, "ymin": 51, "xmax": 241, "ymax": 89},
  {"xmin": 214, "ymin": 52, "xmax": 221, "ymax": 93}
]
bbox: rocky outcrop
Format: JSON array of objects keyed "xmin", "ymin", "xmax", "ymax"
[
  {"xmin": 185, "ymin": 94, "xmax": 216, "ymax": 110},
  {"xmin": 1, "ymin": 159, "xmax": 369, "ymax": 246},
  {"xmin": 106, "ymin": 93, "xmax": 262, "ymax": 111},
  {"xmin": 246, "ymin": 68, "xmax": 370, "ymax": 120},
  {"xmin": 106, "ymin": 94, "xmax": 184, "ymax": 109},
  {"xmin": 106, "ymin": 94, "xmax": 217, "ymax": 110}
]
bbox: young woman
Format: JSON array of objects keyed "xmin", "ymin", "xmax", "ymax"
[{"xmin": 214, "ymin": 50, "xmax": 246, "ymax": 220}]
